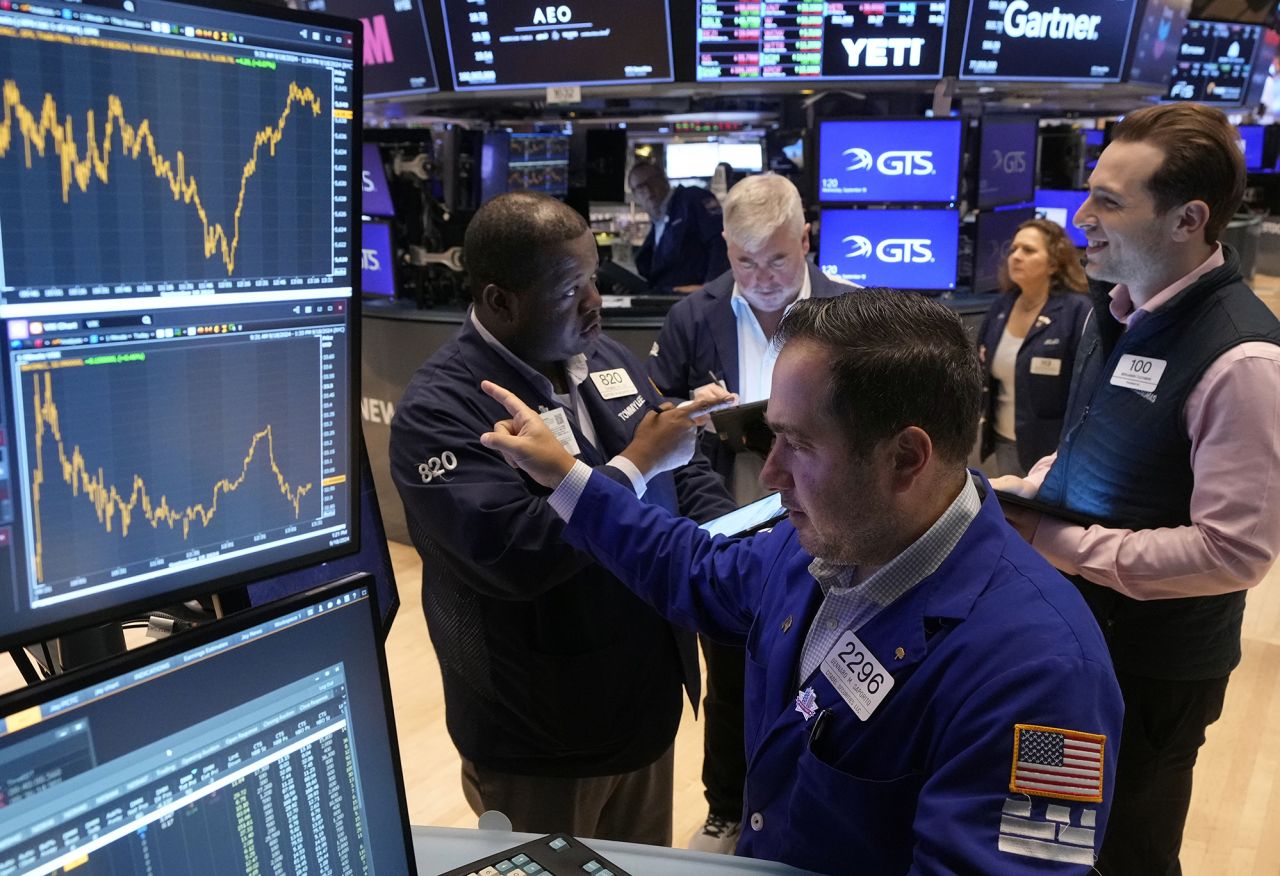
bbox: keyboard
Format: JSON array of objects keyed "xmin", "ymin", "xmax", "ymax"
[{"xmin": 434, "ymin": 832, "xmax": 634, "ymax": 876}]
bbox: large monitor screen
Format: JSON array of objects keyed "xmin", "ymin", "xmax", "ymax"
[
  {"xmin": 1166, "ymin": 19, "xmax": 1262, "ymax": 105},
  {"xmin": 960, "ymin": 0, "xmax": 1141, "ymax": 81},
  {"xmin": 0, "ymin": 576, "xmax": 417, "ymax": 875},
  {"xmin": 361, "ymin": 220, "xmax": 396, "ymax": 295},
  {"xmin": 696, "ymin": 0, "xmax": 950, "ymax": 82},
  {"xmin": 508, "ymin": 132, "xmax": 570, "ymax": 198},
  {"xmin": 977, "ymin": 116, "xmax": 1038, "ymax": 209},
  {"xmin": 1239, "ymin": 124, "xmax": 1266, "ymax": 170},
  {"xmin": 440, "ymin": 0, "xmax": 673, "ymax": 91},
  {"xmin": 1034, "ymin": 188, "xmax": 1089, "ymax": 247},
  {"xmin": 818, "ymin": 209, "xmax": 960, "ymax": 291},
  {"xmin": 0, "ymin": 0, "xmax": 361, "ymax": 648},
  {"xmin": 818, "ymin": 119, "xmax": 962, "ymax": 204},
  {"xmin": 665, "ymin": 142, "xmax": 766, "ymax": 180},
  {"xmin": 1124, "ymin": 0, "xmax": 1192, "ymax": 86},
  {"xmin": 973, "ymin": 206, "xmax": 1037, "ymax": 293},
  {"xmin": 362, "ymin": 143, "xmax": 396, "ymax": 218},
  {"xmin": 304, "ymin": 0, "xmax": 440, "ymax": 97}
]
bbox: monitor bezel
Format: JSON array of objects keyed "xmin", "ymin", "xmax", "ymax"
[
  {"xmin": 0, "ymin": 0, "xmax": 365, "ymax": 652},
  {"xmin": 816, "ymin": 117, "xmax": 965, "ymax": 207},
  {"xmin": 438, "ymin": 0, "xmax": 676, "ymax": 93},
  {"xmin": 0, "ymin": 573, "xmax": 418, "ymax": 874}
]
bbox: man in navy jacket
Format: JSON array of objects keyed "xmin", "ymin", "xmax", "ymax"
[
  {"xmin": 479, "ymin": 291, "xmax": 1123, "ymax": 874},
  {"xmin": 389, "ymin": 192, "xmax": 736, "ymax": 845},
  {"xmin": 630, "ymin": 161, "xmax": 729, "ymax": 293},
  {"xmin": 647, "ymin": 172, "xmax": 854, "ymax": 851}
]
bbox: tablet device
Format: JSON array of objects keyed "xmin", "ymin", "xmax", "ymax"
[
  {"xmin": 699, "ymin": 492, "xmax": 787, "ymax": 538},
  {"xmin": 710, "ymin": 399, "xmax": 771, "ymax": 455},
  {"xmin": 995, "ymin": 490, "xmax": 1098, "ymax": 528}
]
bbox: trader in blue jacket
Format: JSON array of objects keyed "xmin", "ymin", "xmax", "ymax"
[
  {"xmin": 647, "ymin": 172, "xmax": 853, "ymax": 852},
  {"xmin": 389, "ymin": 192, "xmax": 736, "ymax": 845},
  {"xmin": 630, "ymin": 161, "xmax": 730, "ymax": 293},
  {"xmin": 479, "ymin": 290, "xmax": 1124, "ymax": 874}
]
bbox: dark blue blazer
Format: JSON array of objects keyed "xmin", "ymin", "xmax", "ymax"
[
  {"xmin": 635, "ymin": 185, "xmax": 730, "ymax": 292},
  {"xmin": 977, "ymin": 289, "xmax": 1091, "ymax": 471},
  {"xmin": 389, "ymin": 319, "xmax": 736, "ymax": 775},
  {"xmin": 647, "ymin": 264, "xmax": 853, "ymax": 481}
]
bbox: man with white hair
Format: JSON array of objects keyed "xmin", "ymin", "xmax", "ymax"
[{"xmin": 647, "ymin": 172, "xmax": 854, "ymax": 853}]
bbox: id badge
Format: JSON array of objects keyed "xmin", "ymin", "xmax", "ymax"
[
  {"xmin": 820, "ymin": 630, "xmax": 894, "ymax": 721},
  {"xmin": 590, "ymin": 368, "xmax": 638, "ymax": 400},
  {"xmin": 538, "ymin": 407, "xmax": 581, "ymax": 457},
  {"xmin": 1110, "ymin": 354, "xmax": 1166, "ymax": 393}
]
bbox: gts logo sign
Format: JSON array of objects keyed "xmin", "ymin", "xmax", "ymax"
[
  {"xmin": 990, "ymin": 149, "xmax": 1027, "ymax": 174},
  {"xmin": 843, "ymin": 236, "xmax": 934, "ymax": 264},
  {"xmin": 362, "ymin": 248, "xmax": 382, "ymax": 271},
  {"xmin": 842, "ymin": 148, "xmax": 935, "ymax": 176}
]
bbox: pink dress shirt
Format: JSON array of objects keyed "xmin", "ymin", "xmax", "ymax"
[{"xmin": 1024, "ymin": 246, "xmax": 1280, "ymax": 600}]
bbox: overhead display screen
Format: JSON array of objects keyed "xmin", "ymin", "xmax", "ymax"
[
  {"xmin": 1124, "ymin": 0, "xmax": 1191, "ymax": 86},
  {"xmin": 960, "ymin": 0, "xmax": 1140, "ymax": 81},
  {"xmin": 818, "ymin": 119, "xmax": 962, "ymax": 204},
  {"xmin": 1166, "ymin": 19, "xmax": 1262, "ymax": 104},
  {"xmin": 305, "ymin": 0, "xmax": 439, "ymax": 97},
  {"xmin": 696, "ymin": 0, "xmax": 950, "ymax": 81},
  {"xmin": 818, "ymin": 209, "xmax": 960, "ymax": 290},
  {"xmin": 977, "ymin": 116, "xmax": 1038, "ymax": 209},
  {"xmin": 441, "ymin": 0, "xmax": 673, "ymax": 90}
]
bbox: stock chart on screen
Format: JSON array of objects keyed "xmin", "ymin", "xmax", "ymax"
[{"xmin": 0, "ymin": 0, "xmax": 361, "ymax": 648}]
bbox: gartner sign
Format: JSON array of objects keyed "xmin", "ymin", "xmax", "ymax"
[
  {"xmin": 818, "ymin": 209, "xmax": 959, "ymax": 290},
  {"xmin": 818, "ymin": 119, "xmax": 962, "ymax": 204},
  {"xmin": 961, "ymin": 0, "xmax": 1140, "ymax": 81}
]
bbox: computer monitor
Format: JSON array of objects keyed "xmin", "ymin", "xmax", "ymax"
[
  {"xmin": 960, "ymin": 0, "xmax": 1141, "ymax": 82},
  {"xmin": 1166, "ymin": 18, "xmax": 1263, "ymax": 105},
  {"xmin": 1034, "ymin": 189, "xmax": 1090, "ymax": 247},
  {"xmin": 817, "ymin": 119, "xmax": 963, "ymax": 205},
  {"xmin": 664, "ymin": 142, "xmax": 765, "ymax": 181},
  {"xmin": 976, "ymin": 117, "xmax": 1038, "ymax": 210},
  {"xmin": 361, "ymin": 143, "xmax": 396, "ymax": 218},
  {"xmin": 817, "ymin": 209, "xmax": 960, "ymax": 291},
  {"xmin": 973, "ymin": 206, "xmax": 1038, "ymax": 293},
  {"xmin": 1239, "ymin": 124, "xmax": 1266, "ymax": 171},
  {"xmin": 247, "ymin": 441, "xmax": 399, "ymax": 636},
  {"xmin": 361, "ymin": 220, "xmax": 397, "ymax": 296},
  {"xmin": 695, "ymin": 0, "xmax": 951, "ymax": 81},
  {"xmin": 0, "ymin": 0, "xmax": 363, "ymax": 649},
  {"xmin": 304, "ymin": 0, "xmax": 440, "ymax": 98},
  {"xmin": 507, "ymin": 133, "xmax": 571, "ymax": 198},
  {"xmin": 440, "ymin": 0, "xmax": 673, "ymax": 91},
  {"xmin": 1123, "ymin": 0, "xmax": 1192, "ymax": 87},
  {"xmin": 0, "ymin": 575, "xmax": 417, "ymax": 874}
]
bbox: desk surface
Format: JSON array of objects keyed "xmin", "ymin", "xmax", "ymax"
[{"xmin": 411, "ymin": 825, "xmax": 818, "ymax": 876}]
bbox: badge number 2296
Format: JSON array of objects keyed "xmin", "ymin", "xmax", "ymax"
[{"xmin": 820, "ymin": 630, "xmax": 894, "ymax": 721}]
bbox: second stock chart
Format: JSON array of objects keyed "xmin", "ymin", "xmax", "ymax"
[
  {"xmin": 0, "ymin": 19, "xmax": 355, "ymax": 298},
  {"xmin": 5, "ymin": 302, "xmax": 351, "ymax": 608}
]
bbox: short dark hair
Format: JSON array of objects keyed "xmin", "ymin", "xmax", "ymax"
[
  {"xmin": 774, "ymin": 290, "xmax": 982, "ymax": 465},
  {"xmin": 463, "ymin": 192, "xmax": 589, "ymax": 299},
  {"xmin": 1110, "ymin": 103, "xmax": 1244, "ymax": 244}
]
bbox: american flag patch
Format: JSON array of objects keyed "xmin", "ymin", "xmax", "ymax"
[{"xmin": 1009, "ymin": 724, "xmax": 1105, "ymax": 803}]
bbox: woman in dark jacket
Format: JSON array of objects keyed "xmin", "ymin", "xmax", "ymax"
[{"xmin": 977, "ymin": 218, "xmax": 1090, "ymax": 476}]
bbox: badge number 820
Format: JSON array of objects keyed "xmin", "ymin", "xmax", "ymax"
[
  {"xmin": 836, "ymin": 641, "xmax": 885, "ymax": 695},
  {"xmin": 419, "ymin": 452, "xmax": 458, "ymax": 483}
]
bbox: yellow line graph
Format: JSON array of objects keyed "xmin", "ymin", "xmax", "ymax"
[
  {"xmin": 0, "ymin": 79, "xmax": 323, "ymax": 275},
  {"xmin": 29, "ymin": 369, "xmax": 314, "ymax": 582}
]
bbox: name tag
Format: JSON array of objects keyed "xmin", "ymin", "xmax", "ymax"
[
  {"xmin": 1110, "ymin": 354, "xmax": 1167, "ymax": 393},
  {"xmin": 589, "ymin": 368, "xmax": 638, "ymax": 400},
  {"xmin": 538, "ymin": 408, "xmax": 581, "ymax": 457},
  {"xmin": 820, "ymin": 630, "xmax": 895, "ymax": 721},
  {"xmin": 1030, "ymin": 356, "xmax": 1062, "ymax": 376}
]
